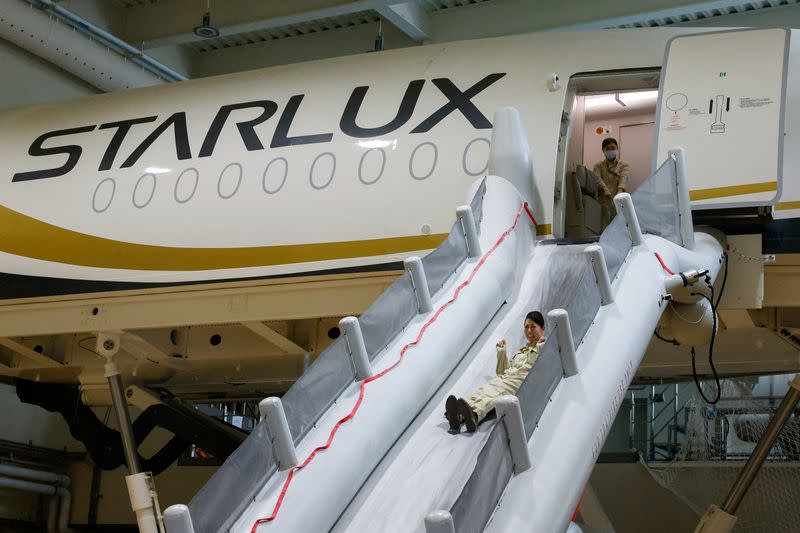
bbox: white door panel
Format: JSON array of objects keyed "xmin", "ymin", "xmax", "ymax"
[{"xmin": 620, "ymin": 122, "xmax": 654, "ymax": 192}]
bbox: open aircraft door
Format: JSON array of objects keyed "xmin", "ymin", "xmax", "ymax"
[{"xmin": 654, "ymin": 28, "xmax": 790, "ymax": 211}]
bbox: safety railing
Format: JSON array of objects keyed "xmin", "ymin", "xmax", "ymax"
[
  {"xmin": 185, "ymin": 181, "xmax": 486, "ymax": 533},
  {"xmin": 440, "ymin": 152, "xmax": 685, "ymax": 533},
  {"xmin": 645, "ymin": 384, "xmax": 688, "ymax": 461}
]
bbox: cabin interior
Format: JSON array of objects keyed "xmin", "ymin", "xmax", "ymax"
[{"xmin": 560, "ymin": 70, "xmax": 660, "ymax": 239}]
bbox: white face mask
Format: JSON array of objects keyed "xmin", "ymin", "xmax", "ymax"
[{"xmin": 604, "ymin": 150, "xmax": 618, "ymax": 161}]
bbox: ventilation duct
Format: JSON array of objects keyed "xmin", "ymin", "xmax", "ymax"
[{"xmin": 0, "ymin": 0, "xmax": 177, "ymax": 91}]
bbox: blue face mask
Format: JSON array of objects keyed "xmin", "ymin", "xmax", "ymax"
[{"xmin": 604, "ymin": 150, "xmax": 618, "ymax": 161}]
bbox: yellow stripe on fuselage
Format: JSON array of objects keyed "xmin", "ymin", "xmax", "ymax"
[
  {"xmin": 689, "ymin": 181, "xmax": 777, "ymax": 201},
  {"xmin": 0, "ymin": 204, "xmax": 448, "ymax": 271}
]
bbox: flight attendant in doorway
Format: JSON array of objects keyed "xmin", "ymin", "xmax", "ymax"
[{"xmin": 593, "ymin": 137, "xmax": 631, "ymax": 229}]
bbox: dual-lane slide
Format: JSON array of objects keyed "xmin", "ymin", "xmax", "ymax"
[{"xmin": 187, "ymin": 174, "xmax": 723, "ymax": 533}]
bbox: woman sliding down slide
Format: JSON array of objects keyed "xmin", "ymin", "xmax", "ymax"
[{"xmin": 445, "ymin": 311, "xmax": 546, "ymax": 433}]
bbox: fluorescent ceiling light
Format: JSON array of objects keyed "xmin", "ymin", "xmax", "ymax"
[
  {"xmin": 617, "ymin": 90, "xmax": 658, "ymax": 106},
  {"xmin": 584, "ymin": 95, "xmax": 617, "ymax": 109},
  {"xmin": 584, "ymin": 90, "xmax": 658, "ymax": 110}
]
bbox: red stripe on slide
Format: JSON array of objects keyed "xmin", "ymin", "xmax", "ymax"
[{"xmin": 251, "ymin": 202, "xmax": 536, "ymax": 531}]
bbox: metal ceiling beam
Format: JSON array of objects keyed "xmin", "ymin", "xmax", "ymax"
[
  {"xmin": 122, "ymin": 0, "xmax": 375, "ymax": 49},
  {"xmin": 120, "ymin": 331, "xmax": 183, "ymax": 368},
  {"xmin": 425, "ymin": 0, "xmax": 799, "ymax": 45},
  {"xmin": 125, "ymin": 0, "xmax": 431, "ymax": 50},
  {"xmin": 0, "ymin": 0, "xmax": 172, "ymax": 91},
  {"xmin": 242, "ymin": 322, "xmax": 307, "ymax": 355},
  {"xmin": 24, "ymin": 0, "xmax": 185, "ymax": 83},
  {"xmin": 551, "ymin": 0, "xmax": 799, "ymax": 29},
  {"xmin": 0, "ymin": 337, "xmax": 58, "ymax": 368},
  {"xmin": 0, "ymin": 273, "xmax": 399, "ymax": 337},
  {"xmin": 374, "ymin": 1, "xmax": 430, "ymax": 41}
]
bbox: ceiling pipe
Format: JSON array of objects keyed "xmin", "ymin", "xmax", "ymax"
[
  {"xmin": 0, "ymin": 0, "xmax": 178, "ymax": 92},
  {"xmin": 0, "ymin": 475, "xmax": 73, "ymax": 532},
  {"xmin": 28, "ymin": 0, "xmax": 186, "ymax": 83},
  {"xmin": 0, "ymin": 463, "xmax": 70, "ymax": 487},
  {"xmin": 0, "ymin": 463, "xmax": 72, "ymax": 532}
]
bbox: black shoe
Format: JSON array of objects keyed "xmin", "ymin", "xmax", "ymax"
[
  {"xmin": 457, "ymin": 398, "xmax": 478, "ymax": 433},
  {"xmin": 445, "ymin": 395, "xmax": 461, "ymax": 433}
]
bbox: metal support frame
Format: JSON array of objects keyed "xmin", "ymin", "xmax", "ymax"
[
  {"xmin": 242, "ymin": 321, "xmax": 307, "ymax": 354},
  {"xmin": 404, "ymin": 256, "xmax": 433, "ymax": 314},
  {"xmin": 339, "ymin": 316, "xmax": 373, "ymax": 380},
  {"xmin": 259, "ymin": 397, "xmax": 298, "ymax": 471},
  {"xmin": 672, "ymin": 383, "xmax": 679, "ymax": 456},
  {"xmin": 495, "ymin": 395, "xmax": 532, "ymax": 473},
  {"xmin": 585, "ymin": 245, "xmax": 614, "ymax": 305},
  {"xmin": 0, "ymin": 273, "xmax": 400, "ymax": 338},
  {"xmin": 649, "ymin": 385, "xmax": 657, "ymax": 461},
  {"xmin": 647, "ymin": 384, "xmax": 684, "ymax": 461},
  {"xmin": 457, "ymin": 205, "xmax": 482, "ymax": 259},
  {"xmin": 548, "ymin": 309, "xmax": 578, "ymax": 377},
  {"xmin": 0, "ymin": 336, "xmax": 58, "ymax": 368},
  {"xmin": 374, "ymin": 1, "xmax": 430, "ymax": 41},
  {"xmin": 424, "ymin": 510, "xmax": 456, "ymax": 533},
  {"xmin": 694, "ymin": 373, "xmax": 800, "ymax": 533},
  {"xmin": 613, "ymin": 193, "xmax": 643, "ymax": 247},
  {"xmin": 722, "ymin": 374, "xmax": 800, "ymax": 513},
  {"xmin": 98, "ymin": 333, "xmax": 164, "ymax": 533},
  {"xmin": 99, "ymin": 333, "xmax": 141, "ymax": 475}
]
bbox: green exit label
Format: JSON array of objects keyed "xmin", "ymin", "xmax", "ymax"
[{"xmin": 720, "ymin": 72, "xmax": 727, "ymax": 78}]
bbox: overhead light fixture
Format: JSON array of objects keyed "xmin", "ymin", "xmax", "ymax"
[
  {"xmin": 583, "ymin": 94, "xmax": 618, "ymax": 109},
  {"xmin": 617, "ymin": 90, "xmax": 658, "ymax": 106},
  {"xmin": 584, "ymin": 90, "xmax": 658, "ymax": 110},
  {"xmin": 193, "ymin": 2, "xmax": 220, "ymax": 39},
  {"xmin": 372, "ymin": 18, "xmax": 384, "ymax": 52}
]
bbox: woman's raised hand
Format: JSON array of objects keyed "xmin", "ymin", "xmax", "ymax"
[{"xmin": 496, "ymin": 339, "xmax": 506, "ymax": 349}]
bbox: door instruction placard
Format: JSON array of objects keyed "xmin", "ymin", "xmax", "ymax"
[{"xmin": 655, "ymin": 29, "xmax": 789, "ymax": 208}]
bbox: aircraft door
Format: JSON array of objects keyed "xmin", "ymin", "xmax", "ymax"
[{"xmin": 654, "ymin": 28, "xmax": 790, "ymax": 211}]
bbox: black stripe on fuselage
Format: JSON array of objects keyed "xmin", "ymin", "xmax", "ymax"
[{"xmin": 0, "ymin": 262, "xmax": 404, "ymax": 301}]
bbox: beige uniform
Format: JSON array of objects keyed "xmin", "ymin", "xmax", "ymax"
[
  {"xmin": 593, "ymin": 159, "xmax": 631, "ymax": 229},
  {"xmin": 466, "ymin": 337, "xmax": 547, "ymax": 422}
]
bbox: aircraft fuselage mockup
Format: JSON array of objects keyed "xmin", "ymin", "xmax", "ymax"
[{"xmin": 0, "ymin": 27, "xmax": 795, "ymax": 302}]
